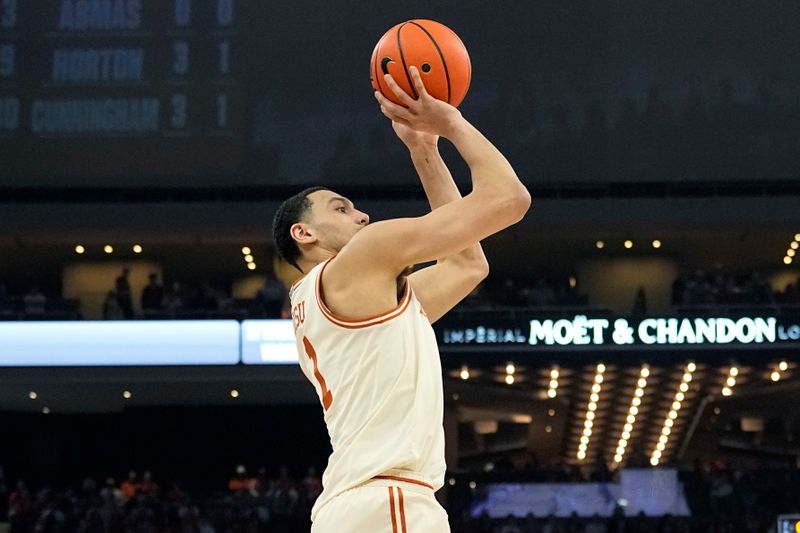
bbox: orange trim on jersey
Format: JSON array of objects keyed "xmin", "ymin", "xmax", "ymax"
[
  {"xmin": 374, "ymin": 475, "xmax": 434, "ymax": 491},
  {"xmin": 398, "ymin": 487, "xmax": 408, "ymax": 533},
  {"xmin": 388, "ymin": 487, "xmax": 399, "ymax": 533},
  {"xmin": 303, "ymin": 337, "xmax": 333, "ymax": 410},
  {"xmin": 316, "ymin": 258, "xmax": 413, "ymax": 329}
]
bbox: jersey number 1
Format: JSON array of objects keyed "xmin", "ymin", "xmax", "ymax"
[{"xmin": 303, "ymin": 337, "xmax": 333, "ymax": 411}]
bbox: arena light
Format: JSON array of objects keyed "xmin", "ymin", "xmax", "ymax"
[
  {"xmin": 547, "ymin": 366, "xmax": 559, "ymax": 398},
  {"xmin": 241, "ymin": 246, "xmax": 251, "ymax": 255},
  {"xmin": 230, "ymin": 389, "xmax": 240, "ymax": 398},
  {"xmin": 687, "ymin": 362, "xmax": 696, "ymax": 372},
  {"xmin": 652, "ymin": 240, "xmax": 662, "ymax": 249},
  {"xmin": 779, "ymin": 361, "xmax": 788, "ymax": 372},
  {"xmin": 624, "ymin": 240, "xmax": 633, "ymax": 249},
  {"xmin": 74, "ymin": 245, "xmax": 85, "ymax": 254},
  {"xmin": 792, "ymin": 242, "xmax": 799, "ymax": 250},
  {"xmin": 795, "ymin": 233, "xmax": 800, "ymax": 241},
  {"xmin": 506, "ymin": 363, "xmax": 516, "ymax": 375},
  {"xmin": 28, "ymin": 391, "xmax": 37, "ymax": 400},
  {"xmin": 640, "ymin": 367, "xmax": 650, "ymax": 378},
  {"xmin": 460, "ymin": 366, "xmax": 470, "ymax": 380},
  {"xmin": 132, "ymin": 244, "xmax": 142, "ymax": 254},
  {"xmin": 771, "ymin": 371, "xmax": 781, "ymax": 382},
  {"xmin": 247, "ymin": 263, "xmax": 257, "ymax": 271},
  {"xmin": 679, "ymin": 382, "xmax": 689, "ymax": 392},
  {"xmin": 789, "ymin": 249, "xmax": 797, "ymax": 258},
  {"xmin": 785, "ymin": 257, "xmax": 793, "ymax": 265},
  {"xmin": 104, "ymin": 245, "xmax": 113, "ymax": 254},
  {"xmin": 675, "ymin": 392, "xmax": 685, "ymax": 402},
  {"xmin": 721, "ymin": 366, "xmax": 738, "ymax": 396},
  {"xmin": 123, "ymin": 390, "xmax": 132, "ymax": 399},
  {"xmin": 42, "ymin": 407, "xmax": 50, "ymax": 414},
  {"xmin": 595, "ymin": 240, "xmax": 605, "ymax": 249},
  {"xmin": 244, "ymin": 254, "xmax": 254, "ymax": 263},
  {"xmin": 650, "ymin": 457, "xmax": 659, "ymax": 466},
  {"xmin": 632, "ymin": 396, "xmax": 641, "ymax": 406},
  {"xmin": 577, "ymin": 365, "xmax": 606, "ymax": 461},
  {"xmin": 505, "ymin": 374, "xmax": 515, "ymax": 385}
]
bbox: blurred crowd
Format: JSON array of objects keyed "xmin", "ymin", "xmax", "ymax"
[
  {"xmin": 452, "ymin": 465, "xmax": 800, "ymax": 532},
  {"xmin": 2, "ymin": 268, "xmax": 799, "ymax": 321},
  {"xmin": 6, "ymin": 463, "xmax": 799, "ymax": 533},
  {"xmin": 4, "ymin": 466, "xmax": 321, "ymax": 533},
  {"xmin": 673, "ymin": 270, "xmax": 800, "ymax": 308}
]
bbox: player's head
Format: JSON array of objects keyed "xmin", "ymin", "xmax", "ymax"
[{"xmin": 272, "ymin": 187, "xmax": 370, "ymax": 272}]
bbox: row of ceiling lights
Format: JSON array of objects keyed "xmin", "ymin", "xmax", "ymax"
[
  {"xmin": 595, "ymin": 239, "xmax": 662, "ymax": 250},
  {"xmin": 577, "ymin": 363, "xmax": 606, "ymax": 461},
  {"xmin": 73, "ymin": 244, "xmax": 260, "ymax": 271},
  {"xmin": 783, "ymin": 233, "xmax": 800, "ymax": 265},
  {"xmin": 75, "ymin": 244, "xmax": 143, "ymax": 254},
  {"xmin": 26, "ymin": 388, "xmax": 245, "ymax": 413},
  {"xmin": 650, "ymin": 362, "xmax": 696, "ymax": 466},
  {"xmin": 613, "ymin": 365, "xmax": 650, "ymax": 465},
  {"xmin": 241, "ymin": 246, "xmax": 257, "ymax": 271}
]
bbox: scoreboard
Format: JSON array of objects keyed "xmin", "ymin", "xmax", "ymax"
[{"xmin": 0, "ymin": 0, "xmax": 245, "ymax": 184}]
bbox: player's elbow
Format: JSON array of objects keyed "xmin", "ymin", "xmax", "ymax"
[{"xmin": 495, "ymin": 186, "xmax": 531, "ymax": 224}]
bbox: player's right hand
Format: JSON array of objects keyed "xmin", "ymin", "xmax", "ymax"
[{"xmin": 375, "ymin": 66, "xmax": 463, "ymax": 139}]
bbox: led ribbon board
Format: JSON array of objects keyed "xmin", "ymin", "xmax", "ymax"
[{"xmin": 0, "ymin": 320, "xmax": 241, "ymax": 366}]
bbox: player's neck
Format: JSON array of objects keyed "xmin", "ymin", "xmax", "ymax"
[{"xmin": 297, "ymin": 249, "xmax": 336, "ymax": 274}]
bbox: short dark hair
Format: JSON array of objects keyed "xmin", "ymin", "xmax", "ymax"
[{"xmin": 272, "ymin": 186, "xmax": 328, "ymax": 271}]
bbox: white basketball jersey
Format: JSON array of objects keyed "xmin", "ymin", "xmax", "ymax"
[{"xmin": 289, "ymin": 258, "xmax": 446, "ymax": 521}]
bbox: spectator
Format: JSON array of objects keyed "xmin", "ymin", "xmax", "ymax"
[
  {"xmin": 0, "ymin": 283, "xmax": 10, "ymax": 313},
  {"xmin": 139, "ymin": 471, "xmax": 158, "ymax": 497},
  {"xmin": 23, "ymin": 286, "xmax": 46, "ymax": 315},
  {"xmin": 141, "ymin": 273, "xmax": 164, "ymax": 312},
  {"xmin": 115, "ymin": 268, "xmax": 134, "ymax": 319},
  {"xmin": 103, "ymin": 290, "xmax": 124, "ymax": 320},
  {"xmin": 228, "ymin": 465, "xmax": 251, "ymax": 493},
  {"xmin": 120, "ymin": 470, "xmax": 139, "ymax": 501},
  {"xmin": 258, "ymin": 271, "xmax": 287, "ymax": 318}
]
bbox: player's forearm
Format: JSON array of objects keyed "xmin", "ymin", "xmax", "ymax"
[
  {"xmin": 409, "ymin": 144, "xmax": 488, "ymax": 271},
  {"xmin": 408, "ymin": 143, "xmax": 461, "ymax": 210},
  {"xmin": 444, "ymin": 115, "xmax": 530, "ymax": 215}
]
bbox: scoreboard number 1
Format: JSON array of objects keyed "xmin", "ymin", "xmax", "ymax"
[
  {"xmin": 216, "ymin": 93, "xmax": 228, "ymax": 128},
  {"xmin": 0, "ymin": 43, "xmax": 13, "ymax": 77},
  {"xmin": 174, "ymin": 0, "xmax": 191, "ymax": 27},
  {"xmin": 170, "ymin": 94, "xmax": 187, "ymax": 129},
  {"xmin": 173, "ymin": 41, "xmax": 189, "ymax": 75},
  {"xmin": 0, "ymin": 0, "xmax": 17, "ymax": 29}
]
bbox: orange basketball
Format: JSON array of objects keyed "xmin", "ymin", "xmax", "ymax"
[{"xmin": 370, "ymin": 19, "xmax": 471, "ymax": 108}]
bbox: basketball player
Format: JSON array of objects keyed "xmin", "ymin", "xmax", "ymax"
[{"xmin": 272, "ymin": 67, "xmax": 530, "ymax": 532}]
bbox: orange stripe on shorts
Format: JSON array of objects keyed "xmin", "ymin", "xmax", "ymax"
[
  {"xmin": 398, "ymin": 487, "xmax": 407, "ymax": 533},
  {"xmin": 388, "ymin": 486, "xmax": 398, "ymax": 533}
]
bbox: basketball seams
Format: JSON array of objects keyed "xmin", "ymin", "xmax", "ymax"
[
  {"xmin": 407, "ymin": 20, "xmax": 452, "ymax": 104},
  {"xmin": 372, "ymin": 32, "xmax": 391, "ymax": 103},
  {"xmin": 396, "ymin": 22, "xmax": 419, "ymax": 100}
]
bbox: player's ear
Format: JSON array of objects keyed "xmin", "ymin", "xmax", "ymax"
[{"xmin": 291, "ymin": 222, "xmax": 316, "ymax": 245}]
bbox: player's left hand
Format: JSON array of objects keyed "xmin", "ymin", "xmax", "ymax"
[{"xmin": 391, "ymin": 120, "xmax": 439, "ymax": 149}]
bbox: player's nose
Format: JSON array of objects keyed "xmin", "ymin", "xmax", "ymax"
[{"xmin": 358, "ymin": 211, "xmax": 369, "ymax": 225}]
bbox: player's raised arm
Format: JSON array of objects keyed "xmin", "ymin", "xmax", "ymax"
[{"xmin": 335, "ymin": 66, "xmax": 530, "ymax": 276}]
